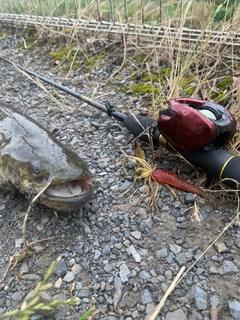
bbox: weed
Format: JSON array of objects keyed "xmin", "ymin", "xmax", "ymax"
[{"xmin": 0, "ymin": 259, "xmax": 95, "ymax": 320}]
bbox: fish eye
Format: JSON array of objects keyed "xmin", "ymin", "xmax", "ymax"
[{"xmin": 33, "ymin": 163, "xmax": 41, "ymax": 175}]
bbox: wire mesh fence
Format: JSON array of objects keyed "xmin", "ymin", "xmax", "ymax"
[
  {"xmin": 0, "ymin": 0, "xmax": 240, "ymax": 62},
  {"xmin": 0, "ymin": 0, "xmax": 237, "ymax": 26},
  {"xmin": 0, "ymin": 0, "xmax": 163, "ymax": 24}
]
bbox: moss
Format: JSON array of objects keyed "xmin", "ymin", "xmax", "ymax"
[
  {"xmin": 129, "ymin": 83, "xmax": 161, "ymax": 95},
  {"xmin": 24, "ymin": 28, "xmax": 36, "ymax": 36},
  {"xmin": 64, "ymin": 28, "xmax": 72, "ymax": 34},
  {"xmin": 183, "ymin": 86, "xmax": 196, "ymax": 96},
  {"xmin": 85, "ymin": 58, "xmax": 95, "ymax": 66},
  {"xmin": 51, "ymin": 46, "xmax": 75, "ymax": 61},
  {"xmin": 208, "ymin": 76, "xmax": 233, "ymax": 103},
  {"xmin": 180, "ymin": 76, "xmax": 197, "ymax": 96},
  {"xmin": 19, "ymin": 35, "xmax": 38, "ymax": 48},
  {"xmin": 51, "ymin": 46, "xmax": 107, "ymax": 73},
  {"xmin": 210, "ymin": 90, "xmax": 229, "ymax": 103},
  {"xmin": 72, "ymin": 63, "xmax": 81, "ymax": 70},
  {"xmin": 97, "ymin": 51, "xmax": 107, "ymax": 59},
  {"xmin": 59, "ymin": 62, "xmax": 81, "ymax": 73},
  {"xmin": 135, "ymin": 55, "xmax": 145, "ymax": 63},
  {"xmin": 158, "ymin": 67, "xmax": 172, "ymax": 80},
  {"xmin": 216, "ymin": 76, "xmax": 233, "ymax": 90},
  {"xmin": 142, "ymin": 73, "xmax": 160, "ymax": 83}
]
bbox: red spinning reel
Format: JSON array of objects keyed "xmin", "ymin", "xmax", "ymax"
[{"xmin": 157, "ymin": 98, "xmax": 237, "ymax": 152}]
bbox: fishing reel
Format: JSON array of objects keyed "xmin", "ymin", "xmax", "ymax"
[{"xmin": 157, "ymin": 98, "xmax": 237, "ymax": 152}]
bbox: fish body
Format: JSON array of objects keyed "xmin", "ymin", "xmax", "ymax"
[{"xmin": 0, "ymin": 102, "xmax": 93, "ymax": 211}]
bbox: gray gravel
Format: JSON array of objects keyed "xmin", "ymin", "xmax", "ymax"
[{"xmin": 0, "ymin": 26, "xmax": 240, "ymax": 320}]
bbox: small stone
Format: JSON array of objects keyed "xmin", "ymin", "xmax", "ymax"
[
  {"xmin": 164, "ymin": 270, "xmax": 172, "ymax": 281},
  {"xmin": 20, "ymin": 263, "xmax": 29, "ymax": 273},
  {"xmin": 52, "ymin": 293, "xmax": 70, "ymax": 320},
  {"xmin": 0, "ymin": 297, "xmax": 5, "ymax": 307},
  {"xmin": 209, "ymin": 266, "xmax": 219, "ymax": 274},
  {"xmin": 169, "ymin": 243, "xmax": 182, "ymax": 255},
  {"xmin": 185, "ymin": 193, "xmax": 195, "ymax": 204},
  {"xmin": 119, "ymin": 264, "xmax": 131, "ymax": 283},
  {"xmin": 166, "ymin": 308, "xmax": 187, "ymax": 320},
  {"xmin": 141, "ymin": 289, "xmax": 153, "ymax": 304},
  {"xmin": 55, "ymin": 260, "xmax": 68, "ymax": 277},
  {"xmin": 175, "ymin": 252, "xmax": 186, "ymax": 265},
  {"xmin": 127, "ymin": 245, "xmax": 141, "ymax": 262},
  {"xmin": 191, "ymin": 285, "xmax": 207, "ymax": 298},
  {"xmin": 139, "ymin": 270, "xmax": 151, "ymax": 280},
  {"xmin": 113, "ymin": 276, "xmax": 123, "ymax": 308},
  {"xmin": 84, "ymin": 225, "xmax": 91, "ymax": 234},
  {"xmin": 76, "ymin": 282, "xmax": 82, "ymax": 289},
  {"xmin": 165, "ymin": 253, "xmax": 174, "ymax": 264},
  {"xmin": 141, "ymin": 217, "xmax": 153, "ymax": 229},
  {"xmin": 176, "ymin": 222, "xmax": 187, "ymax": 229},
  {"xmin": 194, "ymin": 251, "xmax": 205, "ymax": 264},
  {"xmin": 115, "ymin": 134, "xmax": 125, "ymax": 141},
  {"xmin": 71, "ymin": 264, "xmax": 82, "ymax": 275},
  {"xmin": 24, "ymin": 274, "xmax": 42, "ymax": 281},
  {"xmin": 156, "ymin": 247, "xmax": 168, "ymax": 258},
  {"xmin": 145, "ymin": 303, "xmax": 156, "ymax": 314},
  {"xmin": 195, "ymin": 297, "xmax": 208, "ymax": 310},
  {"xmin": 235, "ymin": 237, "xmax": 240, "ymax": 248},
  {"xmin": 130, "ymin": 230, "xmax": 141, "ymax": 240},
  {"xmin": 118, "ymin": 181, "xmax": 133, "ymax": 192},
  {"xmin": 11, "ymin": 292, "xmax": 22, "ymax": 301},
  {"xmin": 104, "ymin": 263, "xmax": 113, "ymax": 272},
  {"xmin": 210, "ymin": 295, "xmax": 220, "ymax": 307},
  {"xmin": 74, "ymin": 242, "xmax": 85, "ymax": 254},
  {"xmin": 189, "ymin": 310, "xmax": 203, "ymax": 320},
  {"xmin": 125, "ymin": 296, "xmax": 137, "ymax": 308},
  {"xmin": 63, "ymin": 271, "xmax": 74, "ymax": 282},
  {"xmin": 54, "ymin": 278, "xmax": 63, "ymax": 288},
  {"xmin": 15, "ymin": 238, "xmax": 23, "ymax": 248},
  {"xmin": 221, "ymin": 260, "xmax": 239, "ymax": 274},
  {"xmin": 102, "ymin": 245, "xmax": 111, "ymax": 255},
  {"xmin": 217, "ymin": 243, "xmax": 230, "ymax": 253},
  {"xmin": 77, "ymin": 289, "xmax": 90, "ymax": 298},
  {"xmin": 229, "ymin": 300, "xmax": 240, "ymax": 320},
  {"xmin": 171, "ymin": 233, "xmax": 184, "ymax": 240}
]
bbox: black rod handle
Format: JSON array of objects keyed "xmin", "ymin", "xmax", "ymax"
[
  {"xmin": 123, "ymin": 114, "xmax": 161, "ymax": 145},
  {"xmin": 180, "ymin": 147, "xmax": 240, "ymax": 190}
]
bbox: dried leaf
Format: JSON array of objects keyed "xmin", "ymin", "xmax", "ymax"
[{"xmin": 135, "ymin": 141, "xmax": 145, "ymax": 160}]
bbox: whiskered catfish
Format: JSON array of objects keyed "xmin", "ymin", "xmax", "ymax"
[{"xmin": 0, "ymin": 102, "xmax": 93, "ymax": 211}]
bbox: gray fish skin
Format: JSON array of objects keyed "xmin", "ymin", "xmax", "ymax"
[{"xmin": 0, "ymin": 102, "xmax": 93, "ymax": 211}]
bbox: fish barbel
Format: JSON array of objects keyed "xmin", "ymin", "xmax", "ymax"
[{"xmin": 0, "ymin": 101, "xmax": 93, "ymax": 211}]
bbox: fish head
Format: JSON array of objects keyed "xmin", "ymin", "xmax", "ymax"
[{"xmin": 0, "ymin": 118, "xmax": 93, "ymax": 211}]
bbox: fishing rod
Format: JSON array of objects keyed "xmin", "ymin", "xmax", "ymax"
[{"xmin": 1, "ymin": 55, "xmax": 240, "ymax": 190}]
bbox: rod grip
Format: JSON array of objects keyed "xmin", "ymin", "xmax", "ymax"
[
  {"xmin": 123, "ymin": 114, "xmax": 160, "ymax": 145},
  {"xmin": 180, "ymin": 147, "xmax": 240, "ymax": 189}
]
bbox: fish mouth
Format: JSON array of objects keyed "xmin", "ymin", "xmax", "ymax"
[{"xmin": 37, "ymin": 179, "xmax": 93, "ymax": 211}]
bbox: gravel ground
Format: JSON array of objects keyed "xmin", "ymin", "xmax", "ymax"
[{"xmin": 0, "ymin": 27, "xmax": 240, "ymax": 320}]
